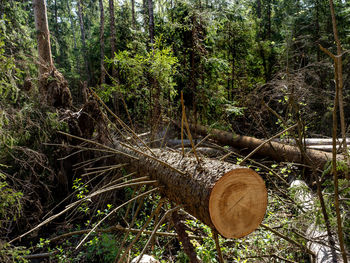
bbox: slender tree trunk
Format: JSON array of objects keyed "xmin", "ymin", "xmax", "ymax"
[
  {"xmin": 109, "ymin": 0, "xmax": 117, "ymax": 77},
  {"xmin": 256, "ymin": 0, "xmax": 261, "ymax": 19},
  {"xmin": 315, "ymin": 0, "xmax": 321, "ymax": 61},
  {"xmin": 99, "ymin": 0, "xmax": 106, "ymax": 85},
  {"xmin": 143, "ymin": 0, "xmax": 148, "ymax": 33},
  {"xmin": 147, "ymin": 0, "xmax": 160, "ymax": 143},
  {"xmin": 131, "ymin": 0, "xmax": 136, "ymax": 29},
  {"xmin": 77, "ymin": 0, "xmax": 90, "ymax": 84},
  {"xmin": 108, "ymin": 0, "xmax": 119, "ymax": 114},
  {"xmin": 148, "ymin": 0, "xmax": 155, "ymax": 46},
  {"xmin": 33, "ymin": 0, "xmax": 53, "ymax": 74},
  {"xmin": 328, "ymin": 0, "xmax": 346, "ymax": 155},
  {"xmin": 53, "ymin": 0, "xmax": 59, "ymax": 64},
  {"xmin": 267, "ymin": 0, "xmax": 271, "ymax": 39},
  {"xmin": 329, "ymin": 1, "xmax": 348, "ymax": 261},
  {"xmin": 230, "ymin": 39, "xmax": 236, "ymax": 101},
  {"xmin": 67, "ymin": 1, "xmax": 77, "ymax": 50}
]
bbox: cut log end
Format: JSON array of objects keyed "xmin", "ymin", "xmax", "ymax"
[{"xmin": 209, "ymin": 168, "xmax": 267, "ymax": 238}]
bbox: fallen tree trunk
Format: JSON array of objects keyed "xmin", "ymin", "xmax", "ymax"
[
  {"xmin": 306, "ymin": 145, "xmax": 342, "ymax": 152},
  {"xmin": 275, "ymin": 138, "xmax": 348, "ymax": 152},
  {"xmin": 275, "ymin": 138, "xmax": 350, "ymax": 146},
  {"xmin": 116, "ymin": 145, "xmax": 267, "ymax": 239},
  {"xmin": 186, "ymin": 123, "xmax": 338, "ymax": 168},
  {"xmin": 290, "ymin": 180, "xmax": 344, "ymax": 262}
]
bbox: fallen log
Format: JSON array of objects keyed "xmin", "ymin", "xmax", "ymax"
[
  {"xmin": 275, "ymin": 138, "xmax": 350, "ymax": 146},
  {"xmin": 186, "ymin": 123, "xmax": 339, "ymax": 168},
  {"xmin": 306, "ymin": 145, "xmax": 342, "ymax": 152},
  {"xmin": 116, "ymin": 145, "xmax": 268, "ymax": 238},
  {"xmin": 290, "ymin": 180, "xmax": 344, "ymax": 262},
  {"xmin": 274, "ymin": 138, "xmax": 349, "ymax": 152}
]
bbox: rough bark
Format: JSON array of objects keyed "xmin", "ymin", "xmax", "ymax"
[
  {"xmin": 186, "ymin": 123, "xmax": 340, "ymax": 169},
  {"xmin": 33, "ymin": 0, "xmax": 53, "ymax": 74},
  {"xmin": 116, "ymin": 146, "xmax": 267, "ymax": 238},
  {"xmin": 33, "ymin": 0, "xmax": 72, "ymax": 108}
]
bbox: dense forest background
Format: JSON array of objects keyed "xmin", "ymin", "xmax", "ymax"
[{"xmin": 1, "ymin": 0, "xmax": 350, "ymax": 262}]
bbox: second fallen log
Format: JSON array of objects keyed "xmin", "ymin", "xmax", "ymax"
[
  {"xmin": 185, "ymin": 123, "xmax": 338, "ymax": 168},
  {"xmin": 117, "ymin": 146, "xmax": 268, "ymax": 238}
]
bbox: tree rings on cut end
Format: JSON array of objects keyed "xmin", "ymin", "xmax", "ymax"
[{"xmin": 209, "ymin": 168, "xmax": 267, "ymax": 238}]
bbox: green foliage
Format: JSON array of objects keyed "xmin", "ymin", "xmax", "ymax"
[
  {"xmin": 84, "ymin": 233, "xmax": 119, "ymax": 262},
  {"xmin": 0, "ymin": 242, "xmax": 29, "ymax": 263},
  {"xmin": 0, "ymin": 172, "xmax": 22, "ymax": 228},
  {"xmin": 0, "ymin": 171, "xmax": 28, "ymax": 263},
  {"xmin": 0, "ymin": 28, "xmax": 20, "ymax": 103},
  {"xmin": 99, "ymin": 37, "xmax": 178, "ymax": 122}
]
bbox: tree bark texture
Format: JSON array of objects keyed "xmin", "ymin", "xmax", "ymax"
[
  {"xmin": 116, "ymin": 146, "xmax": 267, "ymax": 238},
  {"xmin": 33, "ymin": 0, "xmax": 72, "ymax": 108},
  {"xmin": 33, "ymin": 0, "xmax": 53, "ymax": 74},
  {"xmin": 186, "ymin": 123, "xmax": 339, "ymax": 169}
]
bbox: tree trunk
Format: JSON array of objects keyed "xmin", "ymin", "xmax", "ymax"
[
  {"xmin": 33, "ymin": 0, "xmax": 72, "ymax": 108},
  {"xmin": 67, "ymin": 1, "xmax": 77, "ymax": 50},
  {"xmin": 116, "ymin": 146, "xmax": 267, "ymax": 238},
  {"xmin": 315, "ymin": 0, "xmax": 321, "ymax": 61},
  {"xmin": 109, "ymin": 0, "xmax": 117, "ymax": 77},
  {"xmin": 147, "ymin": 0, "xmax": 160, "ymax": 144},
  {"xmin": 99, "ymin": 0, "xmax": 106, "ymax": 85},
  {"xmin": 143, "ymin": 0, "xmax": 148, "ymax": 31},
  {"xmin": 131, "ymin": 0, "xmax": 136, "ymax": 29},
  {"xmin": 148, "ymin": 0, "xmax": 155, "ymax": 46},
  {"xmin": 186, "ymin": 123, "xmax": 340, "ymax": 169},
  {"xmin": 77, "ymin": 0, "xmax": 90, "ymax": 84},
  {"xmin": 33, "ymin": 0, "xmax": 53, "ymax": 74},
  {"xmin": 52, "ymin": 0, "xmax": 59, "ymax": 64}
]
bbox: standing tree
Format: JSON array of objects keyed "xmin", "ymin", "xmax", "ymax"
[
  {"xmin": 148, "ymin": 0, "xmax": 155, "ymax": 47},
  {"xmin": 77, "ymin": 0, "xmax": 91, "ymax": 84},
  {"xmin": 33, "ymin": 0, "xmax": 53, "ymax": 74},
  {"xmin": 32, "ymin": 0, "xmax": 72, "ymax": 108},
  {"xmin": 99, "ymin": 0, "xmax": 106, "ymax": 85},
  {"xmin": 109, "ymin": 0, "xmax": 117, "ymax": 78},
  {"xmin": 131, "ymin": 0, "xmax": 136, "ymax": 29}
]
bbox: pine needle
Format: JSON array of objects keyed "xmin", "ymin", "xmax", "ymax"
[{"xmin": 75, "ymin": 187, "xmax": 159, "ymax": 249}]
